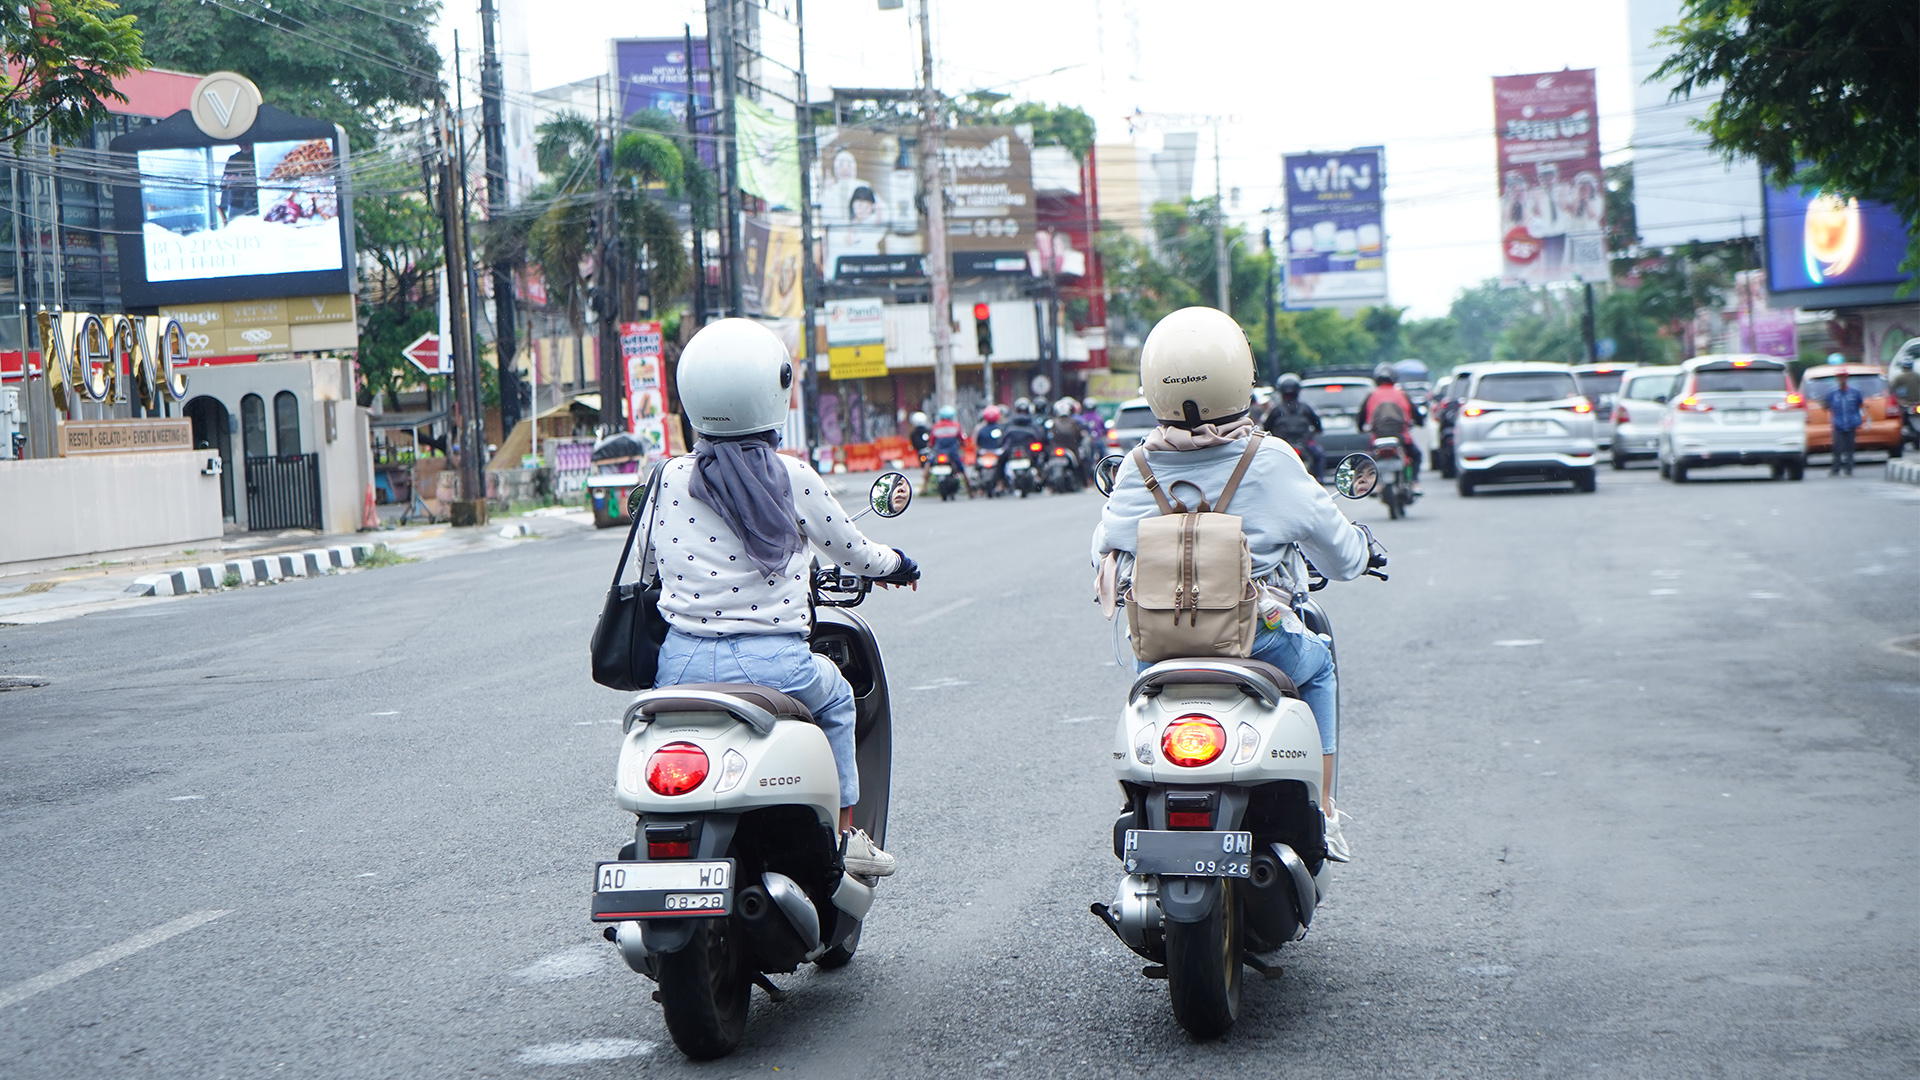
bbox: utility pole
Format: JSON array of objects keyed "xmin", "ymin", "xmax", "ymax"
[
  {"xmin": 1212, "ymin": 118, "xmax": 1228, "ymax": 316},
  {"xmin": 1262, "ymin": 227, "xmax": 1278, "ymax": 385},
  {"xmin": 455, "ymin": 36, "xmax": 487, "ymax": 460},
  {"xmin": 917, "ymin": 0, "xmax": 955, "ymax": 411},
  {"xmin": 1581, "ymin": 280, "xmax": 1598, "ymax": 364},
  {"xmin": 479, "ymin": 0, "xmax": 521, "ymax": 442},
  {"xmin": 438, "ymin": 97, "xmax": 484, "ymax": 525},
  {"xmin": 597, "ymin": 94, "xmax": 623, "ymax": 434},
  {"xmin": 684, "ymin": 24, "xmax": 707, "ymax": 330},
  {"xmin": 713, "ymin": 0, "xmax": 744, "ymax": 316},
  {"xmin": 795, "ymin": 0, "xmax": 820, "ymax": 450}
]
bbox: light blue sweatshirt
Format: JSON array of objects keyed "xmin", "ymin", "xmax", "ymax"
[{"xmin": 1092, "ymin": 436, "xmax": 1371, "ymax": 597}]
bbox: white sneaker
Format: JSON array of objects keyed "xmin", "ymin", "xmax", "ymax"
[
  {"xmin": 842, "ymin": 828, "xmax": 896, "ymax": 878},
  {"xmin": 1323, "ymin": 810, "xmax": 1351, "ymax": 863}
]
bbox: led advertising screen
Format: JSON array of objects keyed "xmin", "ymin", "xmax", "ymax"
[
  {"xmin": 113, "ymin": 106, "xmax": 354, "ymax": 308},
  {"xmin": 1493, "ymin": 69, "xmax": 1607, "ymax": 286},
  {"xmin": 1283, "ymin": 147, "xmax": 1387, "ymax": 308},
  {"xmin": 1763, "ymin": 180, "xmax": 1914, "ymax": 307}
]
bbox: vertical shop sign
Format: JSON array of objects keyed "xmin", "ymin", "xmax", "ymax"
[
  {"xmin": 1494, "ymin": 69, "xmax": 1607, "ymax": 285},
  {"xmin": 621, "ymin": 321, "xmax": 667, "ymax": 458}
]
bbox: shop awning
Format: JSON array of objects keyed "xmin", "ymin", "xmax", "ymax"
[{"xmin": 370, "ymin": 408, "xmax": 448, "ymax": 429}]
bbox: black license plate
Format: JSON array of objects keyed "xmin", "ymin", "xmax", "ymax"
[
  {"xmin": 1122, "ymin": 830, "xmax": 1254, "ymax": 877},
  {"xmin": 590, "ymin": 859, "xmax": 734, "ymax": 921}
]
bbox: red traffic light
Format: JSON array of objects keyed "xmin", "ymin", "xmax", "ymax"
[{"xmin": 972, "ymin": 302, "xmax": 990, "ymax": 321}]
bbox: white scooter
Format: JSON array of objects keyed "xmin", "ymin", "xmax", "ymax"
[
  {"xmin": 590, "ymin": 473, "xmax": 915, "ymax": 1060},
  {"xmin": 1089, "ymin": 453, "xmax": 1387, "ymax": 1038}
]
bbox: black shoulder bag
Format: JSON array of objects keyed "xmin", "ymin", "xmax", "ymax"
[{"xmin": 589, "ymin": 460, "xmax": 671, "ymax": 691}]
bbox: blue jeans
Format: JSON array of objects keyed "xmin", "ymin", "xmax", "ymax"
[
  {"xmin": 656, "ymin": 630, "xmax": 860, "ymax": 807},
  {"xmin": 1138, "ymin": 627, "xmax": 1338, "ymax": 754}
]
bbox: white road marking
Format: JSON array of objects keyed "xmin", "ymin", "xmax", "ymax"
[
  {"xmin": 1492, "ymin": 639, "xmax": 1544, "ymax": 647},
  {"xmin": 1749, "ymin": 591, "xmax": 1784, "ymax": 600},
  {"xmin": 1060, "ymin": 716, "xmax": 1102, "ymax": 724},
  {"xmin": 0, "ymin": 909, "xmax": 231, "ymax": 1010},
  {"xmin": 370, "ymin": 711, "xmax": 399, "ymax": 716},
  {"xmin": 906, "ymin": 597, "xmax": 975, "ymax": 626},
  {"xmin": 168, "ymin": 795, "xmax": 204, "ymax": 801},
  {"xmin": 512, "ymin": 944, "xmax": 610, "ymax": 983},
  {"xmin": 515, "ymin": 1039, "xmax": 654, "ymax": 1065},
  {"xmin": 909, "ymin": 676, "xmax": 969, "ymax": 691},
  {"xmin": 1650, "ymin": 588, "xmax": 1679, "ymax": 596}
]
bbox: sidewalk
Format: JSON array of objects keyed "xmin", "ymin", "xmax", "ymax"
[{"xmin": 0, "ymin": 507, "xmax": 596, "ymax": 626}]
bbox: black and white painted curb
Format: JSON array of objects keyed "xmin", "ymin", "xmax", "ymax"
[
  {"xmin": 125, "ymin": 543, "xmax": 387, "ymax": 597},
  {"xmin": 1886, "ymin": 459, "xmax": 1920, "ymax": 486}
]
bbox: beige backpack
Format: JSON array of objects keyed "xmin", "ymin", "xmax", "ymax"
[{"xmin": 1123, "ymin": 433, "xmax": 1264, "ymax": 663}]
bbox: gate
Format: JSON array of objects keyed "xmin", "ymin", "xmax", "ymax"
[{"xmin": 245, "ymin": 453, "xmax": 322, "ymax": 531}]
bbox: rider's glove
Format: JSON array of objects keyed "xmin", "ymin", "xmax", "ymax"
[{"xmin": 876, "ymin": 548, "xmax": 920, "ymax": 585}]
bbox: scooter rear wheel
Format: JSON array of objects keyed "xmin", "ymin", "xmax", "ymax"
[
  {"xmin": 655, "ymin": 918, "xmax": 751, "ymax": 1060},
  {"xmin": 814, "ymin": 921, "xmax": 861, "ymax": 969},
  {"xmin": 1164, "ymin": 878, "xmax": 1241, "ymax": 1039}
]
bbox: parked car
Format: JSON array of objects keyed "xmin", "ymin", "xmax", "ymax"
[
  {"xmin": 1656, "ymin": 354, "xmax": 1804, "ymax": 482},
  {"xmin": 1452, "ymin": 363, "xmax": 1598, "ymax": 495},
  {"xmin": 1298, "ymin": 376, "xmax": 1378, "ymax": 460},
  {"xmin": 1572, "ymin": 363, "xmax": 1636, "ymax": 451},
  {"xmin": 1799, "ymin": 363, "xmax": 1904, "ymax": 460},
  {"xmin": 1106, "ymin": 397, "xmax": 1158, "ymax": 454},
  {"xmin": 1609, "ymin": 365, "xmax": 1682, "ymax": 468}
]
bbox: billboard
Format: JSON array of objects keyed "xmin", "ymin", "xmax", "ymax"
[
  {"xmin": 112, "ymin": 106, "xmax": 354, "ymax": 308},
  {"xmin": 1283, "ymin": 147, "xmax": 1387, "ymax": 308},
  {"xmin": 938, "ymin": 126, "xmax": 1034, "ymax": 266},
  {"xmin": 613, "ymin": 38, "xmax": 711, "ymax": 126},
  {"xmin": 742, "ymin": 217, "xmax": 804, "ymax": 320},
  {"xmin": 621, "ymin": 321, "xmax": 668, "ymax": 458},
  {"xmin": 1494, "ymin": 69, "xmax": 1607, "ymax": 286},
  {"xmin": 1762, "ymin": 180, "xmax": 1915, "ymax": 307}
]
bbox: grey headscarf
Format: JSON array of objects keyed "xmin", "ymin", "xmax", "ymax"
[{"xmin": 686, "ymin": 430, "xmax": 805, "ymax": 579}]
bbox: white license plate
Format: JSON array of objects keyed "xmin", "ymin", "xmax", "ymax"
[
  {"xmin": 591, "ymin": 860, "xmax": 734, "ymax": 920},
  {"xmin": 1008, "ymin": 459, "xmax": 1032, "ymax": 470},
  {"xmin": 1723, "ymin": 410, "xmax": 1761, "ymax": 424},
  {"xmin": 1501, "ymin": 420, "xmax": 1550, "ymax": 436},
  {"xmin": 931, "ymin": 465, "xmax": 953, "ymax": 476},
  {"xmin": 1322, "ymin": 414, "xmax": 1356, "ymax": 432},
  {"xmin": 1121, "ymin": 830, "xmax": 1254, "ymax": 877}
]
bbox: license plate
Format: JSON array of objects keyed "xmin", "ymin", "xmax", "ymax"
[
  {"xmin": 932, "ymin": 465, "xmax": 952, "ymax": 476},
  {"xmin": 1322, "ymin": 414, "xmax": 1356, "ymax": 432},
  {"xmin": 1121, "ymin": 830, "xmax": 1254, "ymax": 878},
  {"xmin": 1008, "ymin": 459, "xmax": 1031, "ymax": 470},
  {"xmin": 1723, "ymin": 410, "xmax": 1761, "ymax": 424},
  {"xmin": 1501, "ymin": 420, "xmax": 1549, "ymax": 436},
  {"xmin": 591, "ymin": 860, "xmax": 734, "ymax": 921}
]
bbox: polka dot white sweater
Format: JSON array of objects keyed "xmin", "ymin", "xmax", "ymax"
[{"xmin": 637, "ymin": 455, "xmax": 902, "ymax": 638}]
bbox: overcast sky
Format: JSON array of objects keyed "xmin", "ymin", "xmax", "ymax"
[{"xmin": 436, "ymin": 0, "xmax": 1654, "ymax": 319}]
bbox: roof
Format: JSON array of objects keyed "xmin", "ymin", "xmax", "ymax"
[
  {"xmin": 1682, "ymin": 354, "xmax": 1785, "ymax": 368},
  {"xmin": 1800, "ymin": 364, "xmax": 1887, "ymax": 376},
  {"xmin": 111, "ymin": 67, "xmax": 203, "ymax": 120}
]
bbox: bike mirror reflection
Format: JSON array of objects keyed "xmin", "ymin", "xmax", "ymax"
[
  {"xmin": 870, "ymin": 472, "xmax": 913, "ymax": 518},
  {"xmin": 1334, "ymin": 454, "xmax": 1379, "ymax": 499},
  {"xmin": 1094, "ymin": 454, "xmax": 1125, "ymax": 496}
]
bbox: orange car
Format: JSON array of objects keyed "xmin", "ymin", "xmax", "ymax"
[{"xmin": 1800, "ymin": 364, "xmax": 1906, "ymax": 457}]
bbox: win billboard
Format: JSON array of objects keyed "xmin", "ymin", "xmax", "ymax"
[{"xmin": 1283, "ymin": 148, "xmax": 1387, "ymax": 308}]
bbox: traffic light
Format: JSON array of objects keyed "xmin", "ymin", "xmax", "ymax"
[{"xmin": 973, "ymin": 302, "xmax": 993, "ymax": 357}]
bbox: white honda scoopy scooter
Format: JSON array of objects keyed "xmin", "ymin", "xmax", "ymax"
[
  {"xmin": 1089, "ymin": 453, "xmax": 1387, "ymax": 1038},
  {"xmin": 590, "ymin": 473, "xmax": 914, "ymax": 1060}
]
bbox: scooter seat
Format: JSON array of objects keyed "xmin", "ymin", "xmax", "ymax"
[
  {"xmin": 1132, "ymin": 658, "xmax": 1302, "ymax": 703},
  {"xmin": 639, "ymin": 683, "xmax": 815, "ymax": 722}
]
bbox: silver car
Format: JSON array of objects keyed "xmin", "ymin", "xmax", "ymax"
[
  {"xmin": 1453, "ymin": 363, "xmax": 1599, "ymax": 495},
  {"xmin": 1656, "ymin": 355, "xmax": 1805, "ymax": 481},
  {"xmin": 1608, "ymin": 365, "xmax": 1682, "ymax": 468},
  {"xmin": 1107, "ymin": 397, "xmax": 1158, "ymax": 454}
]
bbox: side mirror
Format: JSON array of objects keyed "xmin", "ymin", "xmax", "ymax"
[
  {"xmin": 870, "ymin": 471, "xmax": 913, "ymax": 518},
  {"xmin": 1654, "ymin": 394, "xmax": 1668, "ymax": 404},
  {"xmin": 626, "ymin": 484, "xmax": 647, "ymax": 518},
  {"xmin": 1334, "ymin": 453, "xmax": 1379, "ymax": 499},
  {"xmin": 1094, "ymin": 454, "xmax": 1125, "ymax": 496}
]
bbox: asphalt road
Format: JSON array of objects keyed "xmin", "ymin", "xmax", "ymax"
[{"xmin": 2, "ymin": 463, "xmax": 1916, "ymax": 1078}]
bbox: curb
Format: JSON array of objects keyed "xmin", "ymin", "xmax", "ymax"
[
  {"xmin": 126, "ymin": 543, "xmax": 384, "ymax": 597},
  {"xmin": 1886, "ymin": 459, "xmax": 1920, "ymax": 486}
]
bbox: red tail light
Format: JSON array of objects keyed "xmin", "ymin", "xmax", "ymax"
[
  {"xmin": 1677, "ymin": 396, "xmax": 1712, "ymax": 413},
  {"xmin": 1613, "ymin": 405, "xmax": 1629, "ymax": 424},
  {"xmin": 1566, "ymin": 400, "xmax": 1593, "ymax": 414},
  {"xmin": 648, "ymin": 840, "xmax": 691, "ymax": 859},
  {"xmin": 1462, "ymin": 405, "xmax": 1486, "ymax": 417},
  {"xmin": 1161, "ymin": 716, "xmax": 1227, "ymax": 768},
  {"xmin": 1029, "ymin": 441, "xmax": 1043, "ymax": 452},
  {"xmin": 645, "ymin": 742, "xmax": 709, "ymax": 796},
  {"xmin": 1770, "ymin": 394, "xmax": 1804, "ymax": 411},
  {"xmin": 1053, "ymin": 447, "xmax": 1067, "ymax": 457},
  {"xmin": 936, "ymin": 453, "xmax": 951, "ymax": 464},
  {"xmin": 1168, "ymin": 810, "xmax": 1212, "ymax": 829}
]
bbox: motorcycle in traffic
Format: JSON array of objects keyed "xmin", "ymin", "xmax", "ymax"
[
  {"xmin": 1007, "ymin": 438, "xmax": 1046, "ymax": 497},
  {"xmin": 1370, "ymin": 436, "xmax": 1413, "ymax": 519},
  {"xmin": 929, "ymin": 451, "xmax": 963, "ymax": 501}
]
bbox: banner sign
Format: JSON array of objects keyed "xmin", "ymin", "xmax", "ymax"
[
  {"xmin": 1494, "ymin": 69, "xmax": 1607, "ymax": 285},
  {"xmin": 1283, "ymin": 147, "xmax": 1387, "ymax": 308},
  {"xmin": 824, "ymin": 298, "xmax": 887, "ymax": 380},
  {"xmin": 1762, "ymin": 180, "xmax": 1914, "ymax": 306},
  {"xmin": 742, "ymin": 217, "xmax": 805, "ymax": 320},
  {"xmin": 817, "ymin": 129, "xmax": 923, "ymax": 281},
  {"xmin": 939, "ymin": 126, "xmax": 1035, "ymax": 258},
  {"xmin": 63, "ymin": 419, "xmax": 193, "ymax": 456},
  {"xmin": 620, "ymin": 321, "xmax": 667, "ymax": 459},
  {"xmin": 614, "ymin": 39, "xmax": 711, "ymax": 124}
]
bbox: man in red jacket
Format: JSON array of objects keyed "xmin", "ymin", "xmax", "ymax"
[{"xmin": 1359, "ymin": 364, "xmax": 1423, "ymax": 492}]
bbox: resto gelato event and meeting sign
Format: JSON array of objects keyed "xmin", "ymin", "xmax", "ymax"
[{"xmin": 1283, "ymin": 147, "xmax": 1388, "ymax": 309}]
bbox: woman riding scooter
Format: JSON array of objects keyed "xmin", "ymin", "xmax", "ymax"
[
  {"xmin": 640, "ymin": 319, "xmax": 921, "ymax": 876},
  {"xmin": 1091, "ymin": 307, "xmax": 1373, "ymax": 859}
]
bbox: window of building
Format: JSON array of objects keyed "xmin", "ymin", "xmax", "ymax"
[
  {"xmin": 274, "ymin": 391, "xmax": 301, "ymax": 456},
  {"xmin": 242, "ymin": 394, "xmax": 269, "ymax": 458}
]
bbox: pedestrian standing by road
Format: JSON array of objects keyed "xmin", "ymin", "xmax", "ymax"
[{"xmin": 1821, "ymin": 359, "xmax": 1865, "ymax": 477}]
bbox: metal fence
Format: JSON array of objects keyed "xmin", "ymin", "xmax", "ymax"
[{"xmin": 244, "ymin": 453, "xmax": 322, "ymax": 531}]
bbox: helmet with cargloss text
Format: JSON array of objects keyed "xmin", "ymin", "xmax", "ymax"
[{"xmin": 1139, "ymin": 307, "xmax": 1256, "ymax": 425}]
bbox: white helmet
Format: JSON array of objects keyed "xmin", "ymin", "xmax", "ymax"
[
  {"xmin": 1053, "ymin": 397, "xmax": 1077, "ymax": 416},
  {"xmin": 677, "ymin": 318, "xmax": 793, "ymax": 437},
  {"xmin": 1140, "ymin": 307, "xmax": 1256, "ymax": 424},
  {"xmin": 910, "ymin": 411, "xmax": 930, "ymax": 428}
]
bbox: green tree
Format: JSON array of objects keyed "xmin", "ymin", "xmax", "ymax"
[
  {"xmin": 954, "ymin": 96, "xmax": 1097, "ymax": 160},
  {"xmin": 1447, "ymin": 280, "xmax": 1536, "ymax": 364},
  {"xmin": 1654, "ymin": 0, "xmax": 1920, "ymax": 270},
  {"xmin": 116, "ymin": 0, "xmax": 440, "ymax": 146},
  {"xmin": 1402, "ymin": 316, "xmax": 1471, "ymax": 373},
  {"xmin": 353, "ymin": 160, "xmax": 441, "ymax": 408},
  {"xmin": 1, "ymin": 0, "xmax": 148, "ymax": 146}
]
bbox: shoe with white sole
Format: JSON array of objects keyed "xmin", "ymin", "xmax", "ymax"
[
  {"xmin": 842, "ymin": 827, "xmax": 895, "ymax": 878},
  {"xmin": 1323, "ymin": 809, "xmax": 1352, "ymax": 863}
]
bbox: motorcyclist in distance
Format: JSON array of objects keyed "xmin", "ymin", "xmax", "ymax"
[
  {"xmin": 926, "ymin": 405, "xmax": 969, "ymax": 494},
  {"xmin": 1263, "ymin": 373, "xmax": 1325, "ymax": 482},
  {"xmin": 1360, "ymin": 363, "xmax": 1423, "ymax": 493},
  {"xmin": 1091, "ymin": 307, "xmax": 1373, "ymax": 860},
  {"xmin": 974, "ymin": 405, "xmax": 1008, "ymax": 496},
  {"xmin": 908, "ymin": 410, "xmax": 931, "ymax": 464},
  {"xmin": 641, "ymin": 319, "xmax": 919, "ymax": 877}
]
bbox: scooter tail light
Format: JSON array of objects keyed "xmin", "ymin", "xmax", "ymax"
[
  {"xmin": 1029, "ymin": 441, "xmax": 1044, "ymax": 452},
  {"xmin": 713, "ymin": 748, "xmax": 748, "ymax": 793},
  {"xmin": 645, "ymin": 741, "xmax": 709, "ymax": 796},
  {"xmin": 648, "ymin": 840, "xmax": 691, "ymax": 858},
  {"xmin": 1167, "ymin": 810, "xmax": 1212, "ymax": 829},
  {"xmin": 1230, "ymin": 722, "xmax": 1260, "ymax": 765},
  {"xmin": 1161, "ymin": 715, "xmax": 1227, "ymax": 768}
]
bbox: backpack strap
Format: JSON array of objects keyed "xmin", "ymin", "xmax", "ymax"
[
  {"xmin": 1212, "ymin": 432, "xmax": 1265, "ymax": 515},
  {"xmin": 1130, "ymin": 447, "xmax": 1180, "ymax": 515}
]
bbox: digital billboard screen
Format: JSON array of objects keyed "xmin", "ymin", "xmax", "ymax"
[
  {"xmin": 1763, "ymin": 180, "xmax": 1914, "ymax": 306},
  {"xmin": 113, "ymin": 106, "xmax": 354, "ymax": 308}
]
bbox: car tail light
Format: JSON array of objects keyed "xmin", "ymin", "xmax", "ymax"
[
  {"xmin": 1677, "ymin": 396, "xmax": 1712, "ymax": 412},
  {"xmin": 1161, "ymin": 716, "xmax": 1226, "ymax": 768},
  {"xmin": 1613, "ymin": 405, "xmax": 1629, "ymax": 424},
  {"xmin": 1731, "ymin": 358, "xmax": 1751, "ymax": 367},
  {"xmin": 1462, "ymin": 406, "xmax": 1486, "ymax": 417},
  {"xmin": 645, "ymin": 741, "xmax": 709, "ymax": 796},
  {"xmin": 1771, "ymin": 394, "xmax": 1805, "ymax": 411},
  {"xmin": 1106, "ymin": 432, "xmax": 1120, "ymax": 447},
  {"xmin": 1563, "ymin": 401, "xmax": 1593, "ymax": 413}
]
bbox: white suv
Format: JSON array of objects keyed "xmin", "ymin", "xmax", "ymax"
[
  {"xmin": 1656, "ymin": 355, "xmax": 1805, "ymax": 482},
  {"xmin": 1453, "ymin": 363, "xmax": 1598, "ymax": 495}
]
